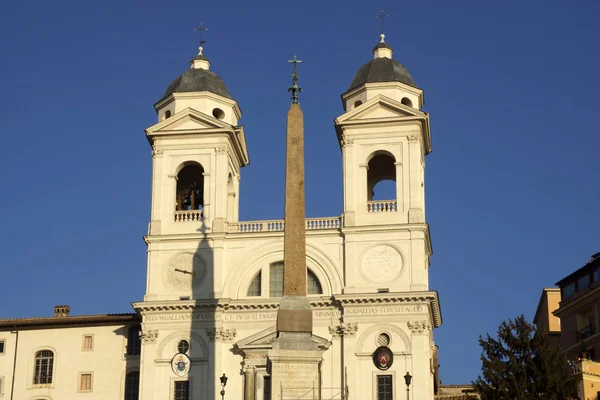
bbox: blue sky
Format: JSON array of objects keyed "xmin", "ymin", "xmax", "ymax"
[{"xmin": 1, "ymin": 0, "xmax": 599, "ymax": 385}]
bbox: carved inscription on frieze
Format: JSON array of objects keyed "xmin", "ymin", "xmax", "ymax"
[{"xmin": 344, "ymin": 305, "xmax": 424, "ymax": 315}]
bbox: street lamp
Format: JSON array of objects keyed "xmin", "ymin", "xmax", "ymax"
[
  {"xmin": 404, "ymin": 372, "xmax": 412, "ymax": 400},
  {"xmin": 220, "ymin": 374, "xmax": 228, "ymax": 400}
]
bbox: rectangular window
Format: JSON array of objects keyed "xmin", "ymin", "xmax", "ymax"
[
  {"xmin": 377, "ymin": 375, "xmax": 393, "ymax": 400},
  {"xmin": 595, "ymin": 268, "xmax": 600, "ymax": 283},
  {"xmin": 264, "ymin": 376, "xmax": 271, "ymax": 400},
  {"xmin": 82, "ymin": 335, "xmax": 94, "ymax": 351},
  {"xmin": 79, "ymin": 373, "xmax": 92, "ymax": 392},
  {"xmin": 563, "ymin": 282, "xmax": 576, "ymax": 299},
  {"xmin": 578, "ymin": 274, "xmax": 591, "ymax": 290},
  {"xmin": 0, "ymin": 340, "xmax": 4, "ymax": 354},
  {"xmin": 174, "ymin": 381, "xmax": 189, "ymax": 400},
  {"xmin": 270, "ymin": 263, "xmax": 284, "ymax": 297}
]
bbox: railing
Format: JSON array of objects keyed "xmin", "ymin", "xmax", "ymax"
[
  {"xmin": 577, "ymin": 323, "xmax": 595, "ymax": 341},
  {"xmin": 228, "ymin": 216, "xmax": 343, "ymax": 233},
  {"xmin": 367, "ymin": 200, "xmax": 397, "ymax": 213},
  {"xmin": 174, "ymin": 210, "xmax": 204, "ymax": 222}
]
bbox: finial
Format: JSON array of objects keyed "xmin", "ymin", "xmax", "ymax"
[
  {"xmin": 376, "ymin": 10, "xmax": 390, "ymax": 35},
  {"xmin": 287, "ymin": 55, "xmax": 303, "ymax": 104},
  {"xmin": 194, "ymin": 22, "xmax": 208, "ymax": 54},
  {"xmin": 380, "ymin": 33, "xmax": 385, "ymax": 43}
]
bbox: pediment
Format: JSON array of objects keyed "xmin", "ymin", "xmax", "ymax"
[
  {"xmin": 146, "ymin": 107, "xmax": 232, "ymax": 135},
  {"xmin": 235, "ymin": 326, "xmax": 331, "ymax": 351},
  {"xmin": 337, "ymin": 95, "xmax": 425, "ymax": 123}
]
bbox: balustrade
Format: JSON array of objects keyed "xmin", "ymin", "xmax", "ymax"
[
  {"xmin": 174, "ymin": 210, "xmax": 204, "ymax": 222},
  {"xmin": 227, "ymin": 216, "xmax": 343, "ymax": 233},
  {"xmin": 367, "ymin": 200, "xmax": 397, "ymax": 213}
]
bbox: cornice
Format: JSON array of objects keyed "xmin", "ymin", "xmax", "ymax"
[
  {"xmin": 132, "ymin": 292, "xmax": 442, "ymax": 327},
  {"xmin": 341, "ymin": 222, "xmax": 429, "ymax": 234},
  {"xmin": 341, "ymin": 81, "xmax": 424, "ymax": 106},
  {"xmin": 0, "ymin": 313, "xmax": 139, "ymax": 330},
  {"xmin": 554, "ymin": 285, "xmax": 600, "ymax": 317},
  {"xmin": 154, "ymin": 92, "xmax": 242, "ymax": 120}
]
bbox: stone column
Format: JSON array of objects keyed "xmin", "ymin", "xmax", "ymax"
[{"xmin": 243, "ymin": 366, "xmax": 256, "ymax": 400}]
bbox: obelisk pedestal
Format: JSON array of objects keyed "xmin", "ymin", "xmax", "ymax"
[{"xmin": 267, "ymin": 62, "xmax": 324, "ymax": 400}]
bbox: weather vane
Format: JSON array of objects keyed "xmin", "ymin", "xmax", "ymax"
[
  {"xmin": 194, "ymin": 22, "xmax": 208, "ymax": 47},
  {"xmin": 376, "ymin": 10, "xmax": 390, "ymax": 35},
  {"xmin": 287, "ymin": 55, "xmax": 302, "ymax": 104}
]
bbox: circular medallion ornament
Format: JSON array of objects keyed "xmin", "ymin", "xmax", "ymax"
[
  {"xmin": 171, "ymin": 353, "xmax": 192, "ymax": 376},
  {"xmin": 373, "ymin": 346, "xmax": 394, "ymax": 370},
  {"xmin": 163, "ymin": 253, "xmax": 206, "ymax": 291},
  {"xmin": 360, "ymin": 245, "xmax": 403, "ymax": 284}
]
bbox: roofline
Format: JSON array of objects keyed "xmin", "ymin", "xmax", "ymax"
[
  {"xmin": 555, "ymin": 256, "xmax": 600, "ymax": 287},
  {"xmin": 0, "ymin": 313, "xmax": 139, "ymax": 330}
]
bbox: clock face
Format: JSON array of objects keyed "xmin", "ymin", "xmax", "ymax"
[
  {"xmin": 360, "ymin": 245, "xmax": 403, "ymax": 284},
  {"xmin": 163, "ymin": 253, "xmax": 206, "ymax": 291}
]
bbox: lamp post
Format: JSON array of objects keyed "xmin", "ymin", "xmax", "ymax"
[
  {"xmin": 220, "ymin": 373, "xmax": 228, "ymax": 400},
  {"xmin": 404, "ymin": 372, "xmax": 412, "ymax": 400}
]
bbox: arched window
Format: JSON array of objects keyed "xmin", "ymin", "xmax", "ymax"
[
  {"xmin": 33, "ymin": 350, "xmax": 54, "ymax": 384},
  {"xmin": 248, "ymin": 262, "xmax": 323, "ymax": 297},
  {"xmin": 307, "ymin": 269, "xmax": 323, "ymax": 295},
  {"xmin": 176, "ymin": 164, "xmax": 204, "ymax": 211},
  {"xmin": 247, "ymin": 271, "xmax": 262, "ymax": 296},
  {"xmin": 401, "ymin": 97, "xmax": 413, "ymax": 108},
  {"xmin": 164, "ymin": 110, "xmax": 172, "ymax": 120},
  {"xmin": 126, "ymin": 325, "xmax": 141, "ymax": 356},
  {"xmin": 367, "ymin": 152, "xmax": 396, "ymax": 201},
  {"xmin": 124, "ymin": 371, "xmax": 140, "ymax": 400}
]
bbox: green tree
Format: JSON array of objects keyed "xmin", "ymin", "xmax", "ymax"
[{"xmin": 472, "ymin": 315, "xmax": 579, "ymax": 400}]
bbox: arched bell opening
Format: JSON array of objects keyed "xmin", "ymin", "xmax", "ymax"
[
  {"xmin": 175, "ymin": 163, "xmax": 205, "ymax": 211},
  {"xmin": 367, "ymin": 152, "xmax": 396, "ymax": 202}
]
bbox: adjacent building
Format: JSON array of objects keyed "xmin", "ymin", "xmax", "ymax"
[
  {"xmin": 535, "ymin": 252, "xmax": 600, "ymax": 400},
  {"xmin": 554, "ymin": 252, "xmax": 600, "ymax": 360},
  {"xmin": 533, "ymin": 287, "xmax": 561, "ymax": 349},
  {"xmin": 0, "ymin": 305, "xmax": 140, "ymax": 399}
]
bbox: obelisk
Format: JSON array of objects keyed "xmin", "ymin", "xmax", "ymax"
[
  {"xmin": 276, "ymin": 55, "xmax": 313, "ymax": 335},
  {"xmin": 268, "ymin": 56, "xmax": 323, "ymax": 400}
]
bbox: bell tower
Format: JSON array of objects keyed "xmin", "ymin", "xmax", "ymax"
[
  {"xmin": 335, "ymin": 34, "xmax": 432, "ymax": 293},
  {"xmin": 145, "ymin": 42, "xmax": 249, "ymax": 236}
]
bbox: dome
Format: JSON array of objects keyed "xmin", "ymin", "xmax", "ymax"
[
  {"xmin": 164, "ymin": 59, "xmax": 232, "ymax": 100},
  {"xmin": 347, "ymin": 49, "xmax": 417, "ymax": 92}
]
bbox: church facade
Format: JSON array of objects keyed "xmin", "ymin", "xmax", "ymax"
[{"xmin": 0, "ymin": 34, "xmax": 441, "ymax": 400}]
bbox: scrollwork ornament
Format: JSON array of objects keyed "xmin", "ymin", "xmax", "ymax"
[
  {"xmin": 140, "ymin": 329, "xmax": 159, "ymax": 343},
  {"xmin": 408, "ymin": 134, "xmax": 420, "ymax": 142},
  {"xmin": 152, "ymin": 146, "xmax": 164, "ymax": 158},
  {"xmin": 329, "ymin": 322, "xmax": 359, "ymax": 337},
  {"xmin": 407, "ymin": 320, "xmax": 430, "ymax": 333},
  {"xmin": 340, "ymin": 134, "xmax": 354, "ymax": 148},
  {"xmin": 206, "ymin": 327, "xmax": 237, "ymax": 342}
]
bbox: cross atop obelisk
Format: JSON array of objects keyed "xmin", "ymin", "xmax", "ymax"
[{"xmin": 276, "ymin": 56, "xmax": 312, "ymax": 335}]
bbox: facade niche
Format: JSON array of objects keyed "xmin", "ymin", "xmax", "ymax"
[
  {"xmin": 367, "ymin": 151, "xmax": 396, "ymax": 201},
  {"xmin": 176, "ymin": 163, "xmax": 204, "ymax": 211}
]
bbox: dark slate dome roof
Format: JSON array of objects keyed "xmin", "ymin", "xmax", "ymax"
[
  {"xmin": 164, "ymin": 64, "xmax": 232, "ymax": 100},
  {"xmin": 348, "ymin": 56, "xmax": 417, "ymax": 92}
]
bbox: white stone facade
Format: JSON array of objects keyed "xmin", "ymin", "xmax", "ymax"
[{"xmin": 134, "ymin": 38, "xmax": 441, "ymax": 400}]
